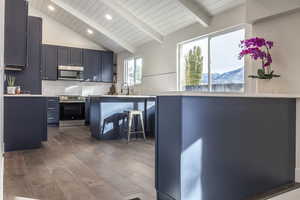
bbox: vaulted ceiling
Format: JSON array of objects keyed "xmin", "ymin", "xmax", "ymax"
[{"xmin": 29, "ymin": 0, "xmax": 246, "ymax": 53}]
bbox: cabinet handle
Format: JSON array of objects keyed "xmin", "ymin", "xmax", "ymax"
[
  {"xmin": 48, "ymin": 108, "xmax": 56, "ymax": 110},
  {"xmin": 48, "ymin": 117, "xmax": 55, "ymax": 120}
]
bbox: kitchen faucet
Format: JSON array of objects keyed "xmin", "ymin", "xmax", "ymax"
[{"xmin": 121, "ymin": 83, "xmax": 130, "ymax": 95}]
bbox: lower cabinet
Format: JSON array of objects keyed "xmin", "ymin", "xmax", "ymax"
[
  {"xmin": 47, "ymin": 97, "xmax": 59, "ymax": 126},
  {"xmin": 4, "ymin": 97, "xmax": 48, "ymax": 152}
]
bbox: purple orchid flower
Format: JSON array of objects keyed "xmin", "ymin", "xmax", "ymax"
[{"xmin": 239, "ymin": 37, "xmax": 274, "ymax": 68}]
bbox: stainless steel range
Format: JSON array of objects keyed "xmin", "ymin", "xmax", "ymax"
[{"xmin": 59, "ymin": 96, "xmax": 86, "ymax": 127}]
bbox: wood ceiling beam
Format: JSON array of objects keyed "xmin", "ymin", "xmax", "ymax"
[
  {"xmin": 178, "ymin": 0, "xmax": 212, "ymax": 27},
  {"xmin": 98, "ymin": 0, "xmax": 164, "ymax": 43},
  {"xmin": 51, "ymin": 0, "xmax": 136, "ymax": 53}
]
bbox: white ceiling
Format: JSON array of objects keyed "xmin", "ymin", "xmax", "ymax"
[{"xmin": 29, "ymin": 0, "xmax": 246, "ymax": 53}]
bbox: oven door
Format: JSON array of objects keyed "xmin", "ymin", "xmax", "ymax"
[{"xmin": 60, "ymin": 103, "xmax": 85, "ymax": 121}]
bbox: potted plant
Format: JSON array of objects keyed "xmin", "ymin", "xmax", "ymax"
[
  {"xmin": 239, "ymin": 37, "xmax": 280, "ymax": 79},
  {"xmin": 7, "ymin": 76, "xmax": 16, "ymax": 95}
]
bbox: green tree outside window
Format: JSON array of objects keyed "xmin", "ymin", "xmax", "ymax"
[{"xmin": 185, "ymin": 46, "xmax": 203, "ymax": 86}]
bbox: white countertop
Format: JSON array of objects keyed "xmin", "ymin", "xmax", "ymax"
[
  {"xmin": 4, "ymin": 94, "xmax": 54, "ymax": 97},
  {"xmin": 4, "ymin": 93, "xmax": 300, "ymax": 99},
  {"xmin": 155, "ymin": 91, "xmax": 300, "ymax": 98},
  {"xmin": 89, "ymin": 95, "xmax": 156, "ymax": 98}
]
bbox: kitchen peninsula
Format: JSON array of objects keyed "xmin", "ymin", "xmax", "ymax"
[
  {"xmin": 89, "ymin": 95, "xmax": 156, "ymax": 140},
  {"xmin": 156, "ymin": 94, "xmax": 297, "ymax": 200}
]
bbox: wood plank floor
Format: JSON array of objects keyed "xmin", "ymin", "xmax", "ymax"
[{"xmin": 4, "ymin": 126, "xmax": 156, "ymax": 200}]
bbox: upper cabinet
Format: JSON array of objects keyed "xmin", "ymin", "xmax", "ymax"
[
  {"xmin": 70, "ymin": 48, "xmax": 83, "ymax": 66},
  {"xmin": 42, "ymin": 45, "xmax": 58, "ymax": 80},
  {"xmin": 83, "ymin": 49, "xmax": 101, "ymax": 82},
  {"xmin": 58, "ymin": 46, "xmax": 70, "ymax": 66},
  {"xmin": 101, "ymin": 51, "xmax": 113, "ymax": 83},
  {"xmin": 4, "ymin": 0, "xmax": 28, "ymax": 67},
  {"xmin": 58, "ymin": 46, "xmax": 83, "ymax": 66},
  {"xmin": 41, "ymin": 44, "xmax": 113, "ymax": 83},
  {"xmin": 25, "ymin": 17, "xmax": 43, "ymax": 94}
]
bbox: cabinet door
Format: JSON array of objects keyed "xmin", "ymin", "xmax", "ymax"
[
  {"xmin": 4, "ymin": 0, "xmax": 28, "ymax": 66},
  {"xmin": 58, "ymin": 46, "xmax": 70, "ymax": 66},
  {"xmin": 83, "ymin": 49, "xmax": 101, "ymax": 82},
  {"xmin": 70, "ymin": 47, "xmax": 83, "ymax": 66},
  {"xmin": 101, "ymin": 51, "xmax": 113, "ymax": 83},
  {"xmin": 42, "ymin": 45, "xmax": 58, "ymax": 80},
  {"xmin": 25, "ymin": 17, "xmax": 42, "ymax": 94}
]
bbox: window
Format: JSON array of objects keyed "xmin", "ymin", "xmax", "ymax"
[
  {"xmin": 178, "ymin": 28, "xmax": 245, "ymax": 92},
  {"xmin": 124, "ymin": 57, "xmax": 143, "ymax": 86}
]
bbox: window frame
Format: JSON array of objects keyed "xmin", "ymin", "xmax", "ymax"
[
  {"xmin": 124, "ymin": 57, "xmax": 143, "ymax": 86},
  {"xmin": 177, "ymin": 25, "xmax": 246, "ymax": 93}
]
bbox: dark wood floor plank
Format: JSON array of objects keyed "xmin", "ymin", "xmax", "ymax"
[{"xmin": 4, "ymin": 126, "xmax": 156, "ymax": 200}]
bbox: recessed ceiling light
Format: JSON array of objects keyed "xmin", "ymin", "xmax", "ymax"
[
  {"xmin": 105, "ymin": 14, "xmax": 112, "ymax": 20},
  {"xmin": 87, "ymin": 29, "xmax": 94, "ymax": 35},
  {"xmin": 48, "ymin": 5, "xmax": 55, "ymax": 11}
]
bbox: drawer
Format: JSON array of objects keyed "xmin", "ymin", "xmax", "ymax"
[
  {"xmin": 48, "ymin": 97, "xmax": 58, "ymax": 102},
  {"xmin": 47, "ymin": 107, "xmax": 58, "ymax": 111},
  {"xmin": 47, "ymin": 98, "xmax": 59, "ymax": 109},
  {"xmin": 47, "ymin": 110, "xmax": 59, "ymax": 124}
]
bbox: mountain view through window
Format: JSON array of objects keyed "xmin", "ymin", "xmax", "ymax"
[{"xmin": 179, "ymin": 28, "xmax": 245, "ymax": 92}]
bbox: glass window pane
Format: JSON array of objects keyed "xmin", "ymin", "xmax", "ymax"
[
  {"xmin": 135, "ymin": 58, "xmax": 143, "ymax": 85},
  {"xmin": 180, "ymin": 37, "xmax": 209, "ymax": 91},
  {"xmin": 125, "ymin": 58, "xmax": 135, "ymax": 86},
  {"xmin": 210, "ymin": 29, "xmax": 245, "ymax": 92}
]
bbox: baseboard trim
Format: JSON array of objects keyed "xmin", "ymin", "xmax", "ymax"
[{"xmin": 295, "ymin": 168, "xmax": 300, "ymax": 182}]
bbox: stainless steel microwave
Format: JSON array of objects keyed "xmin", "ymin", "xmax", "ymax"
[{"xmin": 58, "ymin": 66, "xmax": 84, "ymax": 81}]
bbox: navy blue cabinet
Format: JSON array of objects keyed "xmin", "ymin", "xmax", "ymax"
[
  {"xmin": 70, "ymin": 47, "xmax": 83, "ymax": 66},
  {"xmin": 58, "ymin": 46, "xmax": 83, "ymax": 66},
  {"xmin": 4, "ymin": 97, "xmax": 48, "ymax": 152},
  {"xmin": 42, "ymin": 45, "xmax": 58, "ymax": 80},
  {"xmin": 4, "ymin": 0, "xmax": 28, "ymax": 67},
  {"xmin": 25, "ymin": 17, "xmax": 42, "ymax": 94},
  {"xmin": 83, "ymin": 49, "xmax": 101, "ymax": 82},
  {"xmin": 58, "ymin": 46, "xmax": 70, "ymax": 66},
  {"xmin": 101, "ymin": 51, "xmax": 113, "ymax": 83},
  {"xmin": 42, "ymin": 45, "xmax": 113, "ymax": 83},
  {"xmin": 156, "ymin": 96, "xmax": 296, "ymax": 200},
  {"xmin": 5, "ymin": 16, "xmax": 42, "ymax": 94},
  {"xmin": 47, "ymin": 97, "xmax": 59, "ymax": 126}
]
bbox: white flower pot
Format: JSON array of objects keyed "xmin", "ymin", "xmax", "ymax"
[{"xmin": 7, "ymin": 86, "xmax": 16, "ymax": 95}]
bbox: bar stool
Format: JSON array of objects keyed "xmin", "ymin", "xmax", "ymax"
[{"xmin": 127, "ymin": 110, "xmax": 146, "ymax": 143}]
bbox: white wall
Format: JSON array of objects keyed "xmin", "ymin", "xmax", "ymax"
[
  {"xmin": 0, "ymin": 0, "xmax": 4, "ymax": 199},
  {"xmin": 28, "ymin": 7, "xmax": 104, "ymax": 50},
  {"xmin": 117, "ymin": 5, "xmax": 249, "ymax": 94},
  {"xmin": 252, "ymin": 11, "xmax": 300, "ymax": 94}
]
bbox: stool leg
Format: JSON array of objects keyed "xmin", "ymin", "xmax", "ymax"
[
  {"xmin": 128, "ymin": 113, "xmax": 133, "ymax": 143},
  {"xmin": 139, "ymin": 113, "xmax": 146, "ymax": 141}
]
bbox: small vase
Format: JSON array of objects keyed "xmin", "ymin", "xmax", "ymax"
[{"xmin": 7, "ymin": 86, "xmax": 16, "ymax": 95}]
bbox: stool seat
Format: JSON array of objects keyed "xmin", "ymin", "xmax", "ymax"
[{"xmin": 126, "ymin": 110, "xmax": 146, "ymax": 143}]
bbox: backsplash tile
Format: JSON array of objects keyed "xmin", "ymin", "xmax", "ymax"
[{"xmin": 42, "ymin": 80, "xmax": 111, "ymax": 96}]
